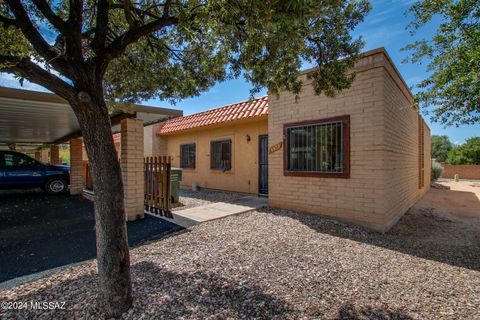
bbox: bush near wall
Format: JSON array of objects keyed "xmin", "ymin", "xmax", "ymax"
[
  {"xmin": 440, "ymin": 163, "xmax": 480, "ymax": 180},
  {"xmin": 431, "ymin": 161, "xmax": 444, "ymax": 181}
]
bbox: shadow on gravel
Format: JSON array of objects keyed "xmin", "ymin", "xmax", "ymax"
[
  {"xmin": 337, "ymin": 303, "xmax": 413, "ymax": 320},
  {"xmin": 132, "ymin": 261, "xmax": 293, "ymax": 318},
  {"xmin": 0, "ymin": 260, "xmax": 293, "ymax": 319},
  {"xmin": 259, "ymin": 207, "xmax": 480, "ymax": 271}
]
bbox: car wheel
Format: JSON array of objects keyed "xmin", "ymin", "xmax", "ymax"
[{"xmin": 45, "ymin": 177, "xmax": 68, "ymax": 194}]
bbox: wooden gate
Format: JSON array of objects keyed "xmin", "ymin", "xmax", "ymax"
[
  {"xmin": 144, "ymin": 156, "xmax": 172, "ymax": 215},
  {"xmin": 85, "ymin": 162, "xmax": 94, "ymax": 190}
]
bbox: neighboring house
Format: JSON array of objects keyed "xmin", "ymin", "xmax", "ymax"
[
  {"xmin": 155, "ymin": 96, "xmax": 268, "ymax": 195},
  {"xmin": 145, "ymin": 48, "xmax": 431, "ymax": 232}
]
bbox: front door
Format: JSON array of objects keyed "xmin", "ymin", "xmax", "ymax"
[{"xmin": 258, "ymin": 135, "xmax": 268, "ymax": 195}]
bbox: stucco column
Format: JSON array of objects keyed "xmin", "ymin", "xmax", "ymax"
[
  {"xmin": 50, "ymin": 145, "xmax": 60, "ymax": 164},
  {"xmin": 34, "ymin": 151, "xmax": 41, "ymax": 161},
  {"xmin": 69, "ymin": 138, "xmax": 84, "ymax": 195},
  {"xmin": 121, "ymin": 118, "xmax": 144, "ymax": 221}
]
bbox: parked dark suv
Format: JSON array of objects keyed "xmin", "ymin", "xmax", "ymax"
[{"xmin": 0, "ymin": 151, "xmax": 70, "ymax": 194}]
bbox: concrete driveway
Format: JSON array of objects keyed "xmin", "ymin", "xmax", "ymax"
[
  {"xmin": 0, "ymin": 190, "xmax": 182, "ymax": 283},
  {"xmin": 414, "ymin": 179, "xmax": 480, "ymax": 220}
]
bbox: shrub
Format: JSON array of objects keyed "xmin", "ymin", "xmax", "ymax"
[
  {"xmin": 431, "ymin": 160, "xmax": 444, "ymax": 181},
  {"xmin": 431, "ymin": 135, "xmax": 453, "ymax": 162},
  {"xmin": 446, "ymin": 137, "xmax": 480, "ymax": 165}
]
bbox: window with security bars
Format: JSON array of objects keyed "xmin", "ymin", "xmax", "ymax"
[
  {"xmin": 284, "ymin": 116, "xmax": 350, "ymax": 178},
  {"xmin": 180, "ymin": 143, "xmax": 196, "ymax": 169},
  {"xmin": 210, "ymin": 139, "xmax": 232, "ymax": 171}
]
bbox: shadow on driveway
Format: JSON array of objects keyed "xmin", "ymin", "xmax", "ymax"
[{"xmin": 0, "ymin": 190, "xmax": 183, "ymax": 283}]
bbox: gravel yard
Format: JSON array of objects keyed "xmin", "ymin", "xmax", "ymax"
[
  {"xmin": 1, "ymin": 182, "xmax": 479, "ymax": 319},
  {"xmin": 172, "ymin": 188, "xmax": 249, "ymax": 211}
]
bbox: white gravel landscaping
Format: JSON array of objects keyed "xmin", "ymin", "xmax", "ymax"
[{"xmin": 1, "ymin": 201, "xmax": 479, "ymax": 319}]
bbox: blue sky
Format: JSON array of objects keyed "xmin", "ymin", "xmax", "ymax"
[
  {"xmin": 0, "ymin": 0, "xmax": 476, "ymax": 144},
  {"xmin": 154, "ymin": 0, "xmax": 477, "ymax": 144}
]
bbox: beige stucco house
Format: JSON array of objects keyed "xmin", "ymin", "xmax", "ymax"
[{"xmin": 139, "ymin": 48, "xmax": 431, "ymax": 232}]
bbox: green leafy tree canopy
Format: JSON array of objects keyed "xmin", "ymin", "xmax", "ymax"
[
  {"xmin": 431, "ymin": 134, "xmax": 453, "ymax": 162},
  {"xmin": 1, "ymin": 0, "xmax": 371, "ymax": 104},
  {"xmin": 402, "ymin": 0, "xmax": 480, "ymax": 126},
  {"xmin": 446, "ymin": 137, "xmax": 480, "ymax": 164}
]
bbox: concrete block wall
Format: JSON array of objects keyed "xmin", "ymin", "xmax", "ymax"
[
  {"xmin": 50, "ymin": 145, "xmax": 60, "ymax": 165},
  {"xmin": 121, "ymin": 118, "xmax": 145, "ymax": 221},
  {"xmin": 40, "ymin": 148, "xmax": 49, "ymax": 163},
  {"xmin": 144, "ymin": 125, "xmax": 154, "ymax": 157},
  {"xmin": 145, "ymin": 122, "xmax": 168, "ymax": 157},
  {"xmin": 440, "ymin": 163, "xmax": 480, "ymax": 180},
  {"xmin": 268, "ymin": 48, "xmax": 430, "ymax": 232},
  {"xmin": 381, "ymin": 61, "xmax": 431, "ymax": 230}
]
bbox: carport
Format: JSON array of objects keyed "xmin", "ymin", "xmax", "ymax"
[
  {"xmin": 0, "ymin": 86, "xmax": 182, "ymax": 220},
  {"xmin": 0, "ymin": 86, "xmax": 184, "ymax": 283}
]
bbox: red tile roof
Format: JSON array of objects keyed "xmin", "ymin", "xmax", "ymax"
[{"xmin": 158, "ymin": 96, "xmax": 268, "ymax": 135}]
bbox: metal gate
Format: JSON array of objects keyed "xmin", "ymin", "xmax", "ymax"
[
  {"xmin": 258, "ymin": 135, "xmax": 268, "ymax": 195},
  {"xmin": 144, "ymin": 156, "xmax": 172, "ymax": 215}
]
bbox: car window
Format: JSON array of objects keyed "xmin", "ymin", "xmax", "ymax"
[{"xmin": 4, "ymin": 153, "xmax": 37, "ymax": 167}]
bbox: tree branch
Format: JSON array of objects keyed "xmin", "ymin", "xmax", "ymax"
[
  {"xmin": 123, "ymin": 0, "xmax": 137, "ymax": 28},
  {"xmin": 31, "ymin": 0, "xmax": 67, "ymax": 33},
  {"xmin": 102, "ymin": 16, "xmax": 179, "ymax": 62},
  {"xmin": 109, "ymin": 3, "xmax": 162, "ymax": 20},
  {"xmin": 92, "ymin": 0, "xmax": 110, "ymax": 54},
  {"xmin": 0, "ymin": 15, "xmax": 18, "ymax": 28},
  {"xmin": 6, "ymin": 0, "xmax": 73, "ymax": 78},
  {"xmin": 0, "ymin": 55, "xmax": 74, "ymax": 101},
  {"xmin": 66, "ymin": 0, "xmax": 84, "ymax": 62},
  {"xmin": 163, "ymin": 0, "xmax": 172, "ymax": 17}
]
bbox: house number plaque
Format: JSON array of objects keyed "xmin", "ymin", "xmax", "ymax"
[{"xmin": 269, "ymin": 142, "xmax": 283, "ymax": 154}]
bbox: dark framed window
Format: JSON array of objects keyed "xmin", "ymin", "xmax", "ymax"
[
  {"xmin": 284, "ymin": 115, "xmax": 350, "ymax": 178},
  {"xmin": 210, "ymin": 139, "xmax": 232, "ymax": 171},
  {"xmin": 180, "ymin": 143, "xmax": 196, "ymax": 169}
]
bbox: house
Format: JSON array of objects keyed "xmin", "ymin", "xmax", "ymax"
[
  {"xmin": 145, "ymin": 48, "xmax": 431, "ymax": 232},
  {"xmin": 153, "ymin": 96, "xmax": 269, "ymax": 194},
  {"xmin": 3, "ymin": 47, "xmax": 429, "ymax": 231}
]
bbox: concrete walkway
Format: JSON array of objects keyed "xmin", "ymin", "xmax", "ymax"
[{"xmin": 154, "ymin": 196, "xmax": 268, "ymax": 228}]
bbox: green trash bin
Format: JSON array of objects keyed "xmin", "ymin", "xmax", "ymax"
[{"xmin": 170, "ymin": 168, "xmax": 182, "ymax": 203}]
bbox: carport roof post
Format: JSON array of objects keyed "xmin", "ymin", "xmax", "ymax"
[
  {"xmin": 0, "ymin": 86, "xmax": 183, "ymax": 144},
  {"xmin": 121, "ymin": 118, "xmax": 145, "ymax": 221},
  {"xmin": 69, "ymin": 138, "xmax": 83, "ymax": 195},
  {"xmin": 50, "ymin": 145, "xmax": 60, "ymax": 165}
]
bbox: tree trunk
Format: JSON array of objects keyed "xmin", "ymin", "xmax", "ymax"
[{"xmin": 71, "ymin": 88, "xmax": 132, "ymax": 318}]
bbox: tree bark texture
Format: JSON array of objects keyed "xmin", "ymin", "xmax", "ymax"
[{"xmin": 70, "ymin": 86, "xmax": 132, "ymax": 318}]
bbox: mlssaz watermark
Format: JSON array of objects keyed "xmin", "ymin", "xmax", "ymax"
[{"xmin": 1, "ymin": 301, "xmax": 66, "ymax": 310}]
